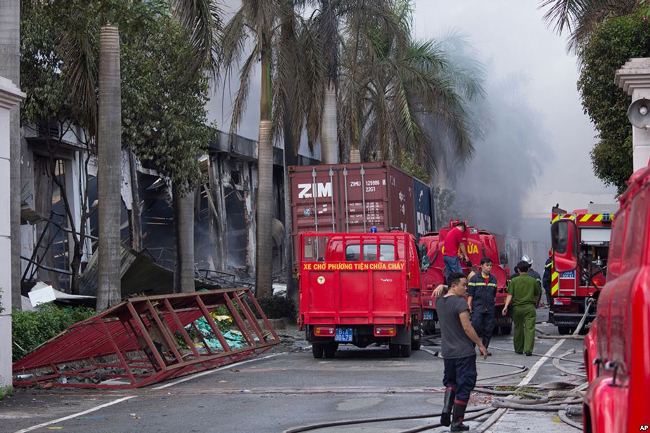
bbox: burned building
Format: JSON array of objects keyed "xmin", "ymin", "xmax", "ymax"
[{"xmin": 19, "ymin": 125, "xmax": 317, "ymax": 300}]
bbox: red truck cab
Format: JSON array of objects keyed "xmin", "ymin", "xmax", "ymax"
[
  {"xmin": 582, "ymin": 162, "xmax": 650, "ymax": 433},
  {"xmin": 298, "ymin": 231, "xmax": 423, "ymax": 358},
  {"xmin": 418, "ymin": 222, "xmax": 512, "ymax": 334},
  {"xmin": 549, "ymin": 204, "xmax": 615, "ymax": 334}
]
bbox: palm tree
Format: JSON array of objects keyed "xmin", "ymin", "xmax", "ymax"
[
  {"xmin": 317, "ymin": 0, "xmax": 338, "ymax": 164},
  {"xmin": 539, "ymin": 0, "xmax": 639, "ymax": 50},
  {"xmin": 309, "ymin": 0, "xmax": 405, "ymax": 164},
  {"xmin": 338, "ymin": 1, "xmax": 483, "ymax": 168},
  {"xmin": 221, "ymin": 0, "xmax": 282, "ymax": 299},
  {"xmin": 170, "ymin": 0, "xmax": 222, "ymax": 294},
  {"xmin": 96, "ymin": 25, "xmax": 122, "ymax": 311},
  {"xmin": 0, "ymin": 0, "xmax": 22, "ymax": 310},
  {"xmin": 55, "ymin": 1, "xmax": 221, "ymax": 304}
]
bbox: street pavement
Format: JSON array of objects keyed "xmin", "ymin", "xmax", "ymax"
[{"xmin": 0, "ymin": 307, "xmax": 586, "ymax": 433}]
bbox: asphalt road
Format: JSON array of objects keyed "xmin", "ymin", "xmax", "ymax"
[{"xmin": 1, "ymin": 309, "xmax": 586, "ymax": 433}]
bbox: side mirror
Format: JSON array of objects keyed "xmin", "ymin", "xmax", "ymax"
[
  {"xmin": 421, "ymin": 254, "xmax": 431, "ymax": 272},
  {"xmin": 551, "ymin": 219, "xmax": 578, "ymax": 273},
  {"xmin": 499, "ymin": 253, "xmax": 508, "ymax": 266}
]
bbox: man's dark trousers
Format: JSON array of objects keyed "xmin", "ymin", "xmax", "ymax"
[
  {"xmin": 471, "ymin": 311, "xmax": 494, "ymax": 348},
  {"xmin": 443, "ymin": 355, "xmax": 477, "ymax": 404}
]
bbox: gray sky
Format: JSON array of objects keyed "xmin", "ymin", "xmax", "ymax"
[{"xmin": 414, "ymin": 0, "xmax": 617, "ymax": 218}]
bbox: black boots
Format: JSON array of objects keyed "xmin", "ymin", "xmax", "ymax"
[
  {"xmin": 440, "ymin": 388, "xmax": 455, "ymax": 426},
  {"xmin": 450, "ymin": 401, "xmax": 469, "ymax": 431}
]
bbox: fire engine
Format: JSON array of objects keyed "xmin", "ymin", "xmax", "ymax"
[
  {"xmin": 418, "ymin": 222, "xmax": 512, "ymax": 334},
  {"xmin": 298, "ymin": 231, "xmax": 424, "ymax": 358},
  {"xmin": 582, "ymin": 161, "xmax": 649, "ymax": 433},
  {"xmin": 549, "ymin": 204, "xmax": 616, "ymax": 334}
]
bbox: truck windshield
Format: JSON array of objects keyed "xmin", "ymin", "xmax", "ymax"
[
  {"xmin": 345, "ymin": 244, "xmax": 396, "ymax": 261},
  {"xmin": 551, "ymin": 221, "xmax": 568, "ymax": 253}
]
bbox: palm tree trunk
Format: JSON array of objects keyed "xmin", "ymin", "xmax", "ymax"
[
  {"xmin": 173, "ymin": 184, "xmax": 195, "ymax": 293},
  {"xmin": 255, "ymin": 38, "xmax": 274, "ymax": 299},
  {"xmin": 96, "ymin": 25, "xmax": 122, "ymax": 311},
  {"xmin": 349, "ymin": 141, "xmax": 361, "ymax": 163},
  {"xmin": 280, "ymin": 1, "xmax": 298, "ymax": 306},
  {"xmin": 321, "ymin": 83, "xmax": 338, "ymax": 163},
  {"xmin": 319, "ymin": 0, "xmax": 338, "ymax": 165},
  {"xmin": 0, "ymin": 0, "xmax": 22, "ymax": 310}
]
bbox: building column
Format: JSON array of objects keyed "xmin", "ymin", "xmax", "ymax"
[
  {"xmin": 615, "ymin": 58, "xmax": 650, "ymax": 171},
  {"xmin": 0, "ymin": 77, "xmax": 25, "ymax": 389}
]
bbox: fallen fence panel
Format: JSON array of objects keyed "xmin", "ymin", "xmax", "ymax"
[{"xmin": 13, "ymin": 288, "xmax": 280, "ymax": 389}]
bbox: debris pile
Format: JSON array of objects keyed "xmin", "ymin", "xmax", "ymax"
[{"xmin": 13, "ymin": 289, "xmax": 280, "ymax": 389}]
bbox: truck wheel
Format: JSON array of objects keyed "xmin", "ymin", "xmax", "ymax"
[
  {"xmin": 400, "ymin": 342, "xmax": 412, "ymax": 358},
  {"xmin": 558, "ymin": 326, "xmax": 572, "ymax": 335},
  {"xmin": 312, "ymin": 343, "xmax": 324, "ymax": 359},
  {"xmin": 389, "ymin": 343, "xmax": 400, "ymax": 357},
  {"xmin": 500, "ymin": 323, "xmax": 512, "ymax": 335},
  {"xmin": 323, "ymin": 343, "xmax": 338, "ymax": 359}
]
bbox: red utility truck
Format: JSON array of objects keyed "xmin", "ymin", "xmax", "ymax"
[
  {"xmin": 418, "ymin": 222, "xmax": 512, "ymax": 334},
  {"xmin": 298, "ymin": 231, "xmax": 424, "ymax": 358},
  {"xmin": 581, "ymin": 162, "xmax": 649, "ymax": 433},
  {"xmin": 549, "ymin": 204, "xmax": 616, "ymax": 334}
]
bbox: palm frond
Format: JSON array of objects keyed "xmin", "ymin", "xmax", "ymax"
[
  {"xmin": 171, "ymin": 0, "xmax": 223, "ymax": 77},
  {"xmin": 539, "ymin": 0, "xmax": 586, "ymax": 34},
  {"xmin": 58, "ymin": 21, "xmax": 99, "ymax": 142},
  {"xmin": 539, "ymin": 0, "xmax": 639, "ymax": 50},
  {"xmin": 229, "ymin": 47, "xmax": 258, "ymax": 135}
]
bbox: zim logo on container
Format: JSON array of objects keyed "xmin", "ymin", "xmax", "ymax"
[{"xmin": 297, "ymin": 182, "xmax": 333, "ymax": 199}]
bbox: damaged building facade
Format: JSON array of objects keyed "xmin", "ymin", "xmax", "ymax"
[{"xmin": 19, "ymin": 125, "xmax": 317, "ymax": 299}]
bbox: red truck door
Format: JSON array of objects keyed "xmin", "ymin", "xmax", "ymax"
[{"xmin": 551, "ymin": 217, "xmax": 579, "ymax": 295}]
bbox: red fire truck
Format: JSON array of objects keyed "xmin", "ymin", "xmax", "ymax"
[
  {"xmin": 549, "ymin": 204, "xmax": 616, "ymax": 334},
  {"xmin": 298, "ymin": 231, "xmax": 424, "ymax": 358},
  {"xmin": 418, "ymin": 222, "xmax": 512, "ymax": 334},
  {"xmin": 582, "ymin": 162, "xmax": 649, "ymax": 433}
]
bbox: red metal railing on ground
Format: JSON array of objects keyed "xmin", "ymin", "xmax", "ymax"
[{"xmin": 12, "ymin": 289, "xmax": 280, "ymax": 389}]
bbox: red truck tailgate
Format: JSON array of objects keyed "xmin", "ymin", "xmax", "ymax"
[{"xmin": 302, "ymin": 263, "xmax": 408, "ymax": 325}]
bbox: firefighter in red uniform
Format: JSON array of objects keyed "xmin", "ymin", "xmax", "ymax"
[{"xmin": 443, "ymin": 221, "xmax": 469, "ymax": 283}]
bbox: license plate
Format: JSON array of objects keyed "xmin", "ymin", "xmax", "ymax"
[
  {"xmin": 423, "ymin": 310, "xmax": 434, "ymax": 320},
  {"xmin": 335, "ymin": 327, "xmax": 353, "ymax": 342}
]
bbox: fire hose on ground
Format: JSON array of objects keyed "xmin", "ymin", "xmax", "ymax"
[
  {"xmin": 284, "ymin": 304, "xmax": 593, "ymax": 433},
  {"xmin": 283, "ymin": 354, "xmax": 582, "ymax": 433}
]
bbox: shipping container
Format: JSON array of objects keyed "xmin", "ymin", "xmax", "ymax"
[
  {"xmin": 289, "ymin": 162, "xmax": 431, "ymax": 265},
  {"xmin": 413, "ymin": 178, "xmax": 434, "ymax": 236}
]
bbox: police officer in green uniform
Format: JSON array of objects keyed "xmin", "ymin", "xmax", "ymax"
[{"xmin": 502, "ymin": 260, "xmax": 541, "ymax": 355}]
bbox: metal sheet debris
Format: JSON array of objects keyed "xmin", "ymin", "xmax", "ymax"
[{"xmin": 12, "ymin": 289, "xmax": 280, "ymax": 389}]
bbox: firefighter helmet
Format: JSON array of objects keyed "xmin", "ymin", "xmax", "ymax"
[{"xmin": 521, "ymin": 254, "xmax": 533, "ymax": 265}]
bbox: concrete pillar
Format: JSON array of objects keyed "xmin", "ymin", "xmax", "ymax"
[
  {"xmin": 0, "ymin": 77, "xmax": 25, "ymax": 389},
  {"xmin": 615, "ymin": 58, "xmax": 650, "ymax": 171}
]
